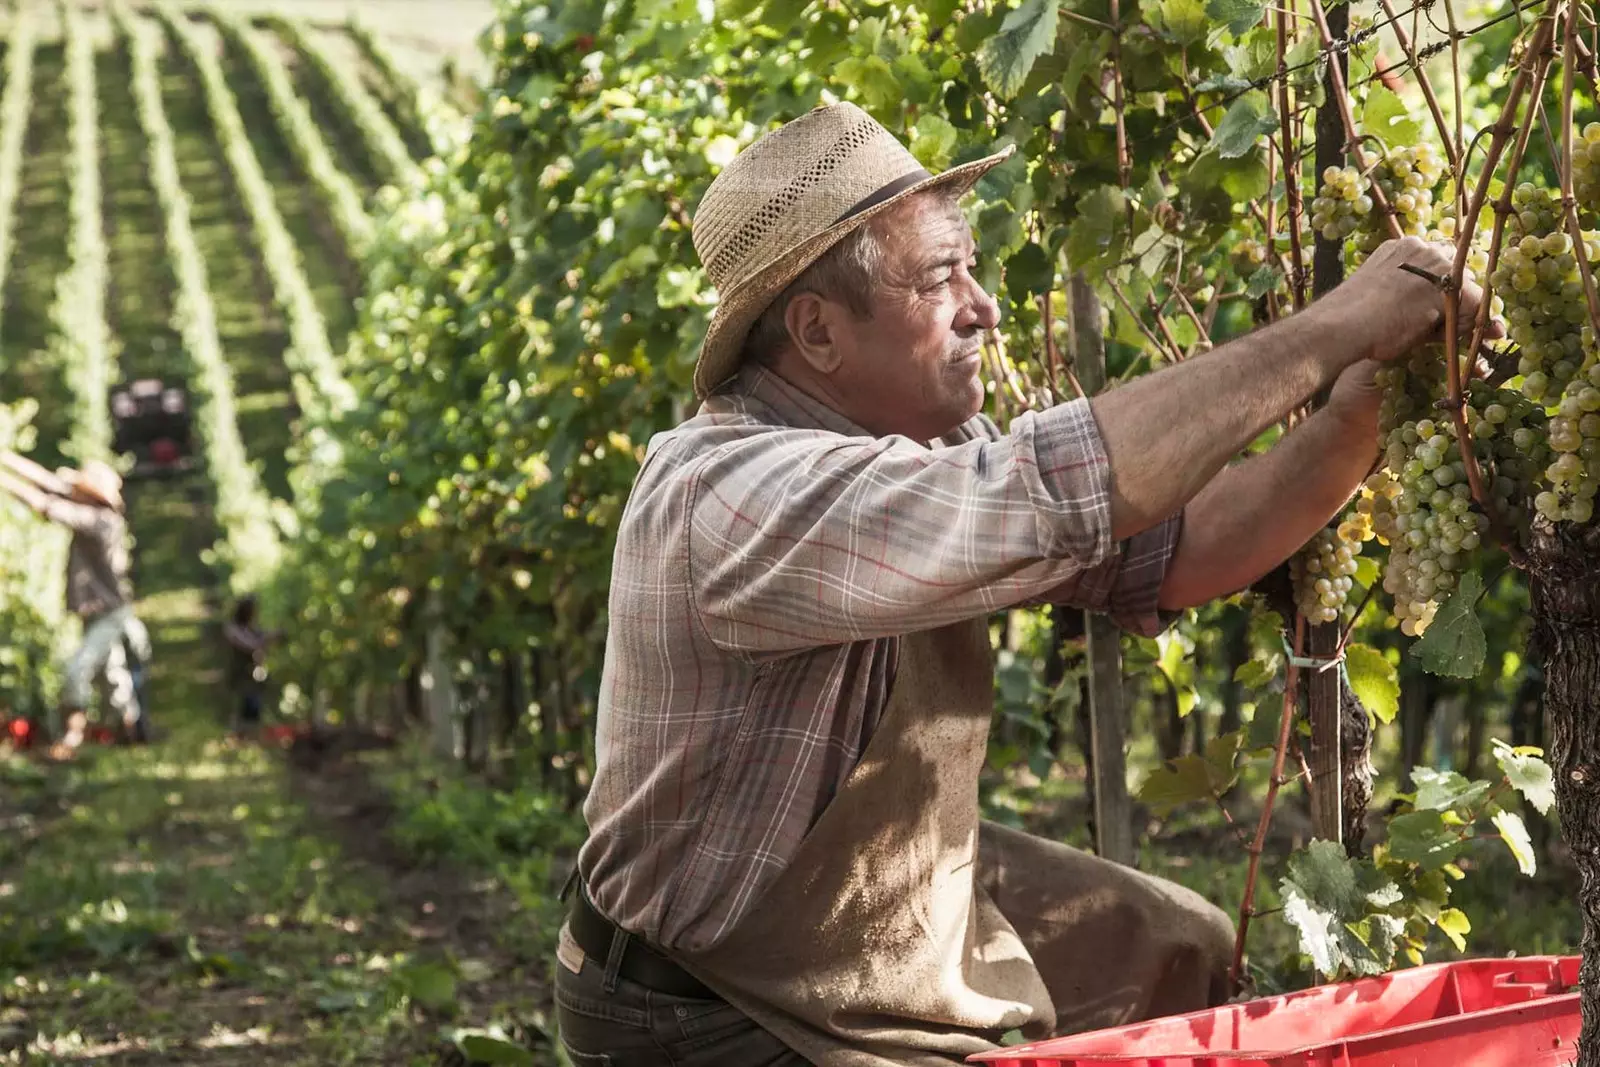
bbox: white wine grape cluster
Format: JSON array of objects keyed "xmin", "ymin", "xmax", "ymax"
[
  {"xmin": 1291, "ymin": 527, "xmax": 1361, "ymax": 623},
  {"xmin": 1465, "ymin": 377, "xmax": 1552, "ymax": 535},
  {"xmin": 1311, "ymin": 165, "xmax": 1372, "ymax": 244},
  {"xmin": 1536, "ymin": 360, "xmax": 1600, "ymax": 523},
  {"xmin": 1382, "ymin": 417, "xmax": 1487, "ymax": 636},
  {"xmin": 1356, "ymin": 144, "xmax": 1446, "ymax": 255},
  {"xmin": 1574, "ymin": 122, "xmax": 1600, "ymax": 208},
  {"xmin": 1493, "ymin": 184, "xmax": 1594, "ymax": 406}
]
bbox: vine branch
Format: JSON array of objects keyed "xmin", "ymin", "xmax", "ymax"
[{"xmin": 1231, "ymin": 615, "xmax": 1306, "ymax": 993}]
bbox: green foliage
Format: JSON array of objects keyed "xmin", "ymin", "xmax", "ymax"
[
  {"xmin": 976, "ymin": 0, "xmax": 1060, "ymax": 100},
  {"xmin": 1410, "ymin": 571, "xmax": 1488, "ymax": 678},
  {"xmin": 1343, "ymin": 643, "xmax": 1399, "ymax": 725},
  {"xmin": 1137, "ymin": 730, "xmax": 1242, "ymax": 815},
  {"xmin": 0, "ymin": 403, "xmax": 65, "ymax": 721}
]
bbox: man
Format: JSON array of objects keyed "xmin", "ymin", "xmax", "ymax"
[
  {"xmin": 556, "ymin": 104, "xmax": 1488, "ymax": 1064},
  {"xmin": 0, "ymin": 451, "xmax": 147, "ymax": 756}
]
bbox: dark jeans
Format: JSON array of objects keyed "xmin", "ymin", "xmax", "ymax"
[{"xmin": 554, "ymin": 938, "xmax": 807, "ymax": 1066}]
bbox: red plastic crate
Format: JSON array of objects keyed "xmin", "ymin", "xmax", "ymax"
[{"xmin": 971, "ymin": 956, "xmax": 1579, "ymax": 1067}]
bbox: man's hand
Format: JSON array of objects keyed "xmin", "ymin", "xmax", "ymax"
[
  {"xmin": 1325, "ymin": 359, "xmax": 1383, "ymax": 439},
  {"xmin": 1332, "ymin": 236, "xmax": 1502, "ymax": 364}
]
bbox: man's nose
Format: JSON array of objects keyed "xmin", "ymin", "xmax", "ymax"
[
  {"xmin": 963, "ymin": 279, "xmax": 1001, "ymax": 332},
  {"xmin": 953, "ymin": 273, "xmax": 1004, "ymax": 331}
]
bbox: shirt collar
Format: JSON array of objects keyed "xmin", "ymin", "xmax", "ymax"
[{"xmin": 704, "ymin": 363, "xmax": 872, "ymax": 437}]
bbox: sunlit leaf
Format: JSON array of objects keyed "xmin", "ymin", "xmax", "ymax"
[
  {"xmin": 1492, "ymin": 739, "xmax": 1556, "ymax": 815},
  {"xmin": 1344, "ymin": 644, "xmax": 1399, "ymax": 725},
  {"xmin": 1492, "ymin": 809, "xmax": 1538, "ymax": 876}
]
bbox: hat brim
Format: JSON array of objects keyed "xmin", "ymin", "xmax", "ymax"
[
  {"xmin": 691, "ymin": 145, "xmax": 1017, "ymax": 400},
  {"xmin": 66, "ymin": 470, "xmax": 123, "ymax": 511}
]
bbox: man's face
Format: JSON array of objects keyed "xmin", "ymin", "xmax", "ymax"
[{"xmin": 828, "ymin": 195, "xmax": 1000, "ymax": 440}]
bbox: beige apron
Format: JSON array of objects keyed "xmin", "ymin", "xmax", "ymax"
[{"xmin": 677, "ymin": 619, "xmax": 1235, "ymax": 1065}]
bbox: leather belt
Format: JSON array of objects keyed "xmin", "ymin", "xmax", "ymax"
[{"xmin": 566, "ymin": 882, "xmax": 716, "ymax": 1000}]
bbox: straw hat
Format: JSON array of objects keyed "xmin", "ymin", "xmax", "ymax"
[
  {"xmin": 64, "ymin": 461, "xmax": 124, "ymax": 511},
  {"xmin": 690, "ymin": 102, "xmax": 1015, "ymax": 398}
]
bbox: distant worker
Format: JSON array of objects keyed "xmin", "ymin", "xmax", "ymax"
[
  {"xmin": 0, "ymin": 451, "xmax": 146, "ymax": 756},
  {"xmin": 221, "ymin": 595, "xmax": 276, "ymax": 742}
]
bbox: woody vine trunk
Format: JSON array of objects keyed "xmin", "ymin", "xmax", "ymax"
[{"xmin": 1528, "ymin": 523, "xmax": 1600, "ymax": 1065}]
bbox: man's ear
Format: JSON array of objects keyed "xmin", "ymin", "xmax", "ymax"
[{"xmin": 784, "ymin": 292, "xmax": 844, "ymax": 374}]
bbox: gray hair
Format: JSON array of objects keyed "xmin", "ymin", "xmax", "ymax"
[{"xmin": 740, "ymin": 188, "xmax": 963, "ymax": 364}]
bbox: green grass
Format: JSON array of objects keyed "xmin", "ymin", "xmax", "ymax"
[
  {"xmin": 0, "ymin": 44, "xmax": 72, "ymax": 467},
  {"xmin": 156, "ymin": 22, "xmax": 296, "ymax": 503}
]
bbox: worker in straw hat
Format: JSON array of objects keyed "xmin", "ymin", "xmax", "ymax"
[
  {"xmin": 0, "ymin": 450, "xmax": 149, "ymax": 757},
  {"xmin": 557, "ymin": 103, "xmax": 1491, "ymax": 1063}
]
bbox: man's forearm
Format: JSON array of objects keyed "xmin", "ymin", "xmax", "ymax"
[
  {"xmin": 1157, "ymin": 405, "xmax": 1377, "ymax": 610},
  {"xmin": 1090, "ymin": 302, "xmax": 1357, "ymax": 539}
]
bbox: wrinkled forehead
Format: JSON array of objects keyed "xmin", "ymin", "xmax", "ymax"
[{"xmin": 874, "ymin": 193, "xmax": 974, "ymax": 261}]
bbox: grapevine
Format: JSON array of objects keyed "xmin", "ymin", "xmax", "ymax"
[
  {"xmin": 54, "ymin": 1, "xmax": 115, "ymax": 464},
  {"xmin": 263, "ymin": 15, "xmax": 418, "ymax": 187},
  {"xmin": 0, "ymin": 5, "xmax": 32, "ymax": 346},
  {"xmin": 118, "ymin": 3, "xmax": 281, "ymax": 590},
  {"xmin": 159, "ymin": 3, "xmax": 355, "ymax": 423},
  {"xmin": 213, "ymin": 10, "xmax": 374, "ymax": 254}
]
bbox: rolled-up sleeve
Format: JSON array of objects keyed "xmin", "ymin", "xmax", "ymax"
[
  {"xmin": 954, "ymin": 409, "xmax": 1181, "ymax": 637},
  {"xmin": 681, "ymin": 398, "xmax": 1141, "ymax": 656}
]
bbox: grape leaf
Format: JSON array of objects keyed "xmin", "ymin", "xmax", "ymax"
[
  {"xmin": 1245, "ymin": 264, "xmax": 1282, "ymax": 298},
  {"xmin": 1210, "ymin": 92, "xmax": 1278, "ymax": 158},
  {"xmin": 1353, "ymin": 555, "xmax": 1380, "ymax": 590},
  {"xmin": 909, "ymin": 114, "xmax": 959, "ymax": 170},
  {"xmin": 1386, "ymin": 809, "xmax": 1467, "ymax": 870},
  {"xmin": 1410, "ymin": 766, "xmax": 1491, "ymax": 813},
  {"xmin": 1344, "ymin": 643, "xmax": 1399, "ymax": 725},
  {"xmin": 1361, "ymin": 86, "xmax": 1422, "ymax": 148},
  {"xmin": 1436, "ymin": 907, "xmax": 1471, "ymax": 952},
  {"xmin": 977, "ymin": 0, "xmax": 1063, "ymax": 100},
  {"xmin": 1280, "ymin": 842, "xmax": 1404, "ymax": 979},
  {"xmin": 1492, "ymin": 738, "xmax": 1556, "ymax": 815},
  {"xmin": 1138, "ymin": 747, "xmax": 1237, "ymax": 815},
  {"xmin": 1409, "ymin": 572, "xmax": 1487, "ymax": 679},
  {"xmin": 1065, "ymin": 185, "xmax": 1125, "ymax": 270},
  {"xmin": 1206, "ymin": 0, "xmax": 1265, "ymax": 37},
  {"xmin": 456, "ymin": 1035, "xmax": 535, "ymax": 1065},
  {"xmin": 1153, "ymin": 0, "xmax": 1208, "ymax": 46},
  {"xmin": 400, "ymin": 962, "xmax": 457, "ymax": 1012},
  {"xmin": 1492, "ymin": 809, "xmax": 1538, "ymax": 876},
  {"xmin": 1004, "ymin": 242, "xmax": 1055, "ymax": 300}
]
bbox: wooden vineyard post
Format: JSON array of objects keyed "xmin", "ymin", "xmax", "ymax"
[
  {"xmin": 422, "ymin": 590, "xmax": 459, "ymax": 759},
  {"xmin": 1307, "ymin": 1, "xmax": 1349, "ymax": 846},
  {"xmin": 1071, "ymin": 271, "xmax": 1135, "ymax": 865}
]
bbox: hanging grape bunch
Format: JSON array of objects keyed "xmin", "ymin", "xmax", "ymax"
[
  {"xmin": 1355, "ymin": 144, "xmax": 1446, "ymax": 256},
  {"xmin": 1291, "ymin": 527, "xmax": 1360, "ymax": 624},
  {"xmin": 1310, "ymin": 165, "xmax": 1371, "ymax": 244},
  {"xmin": 1464, "ymin": 377, "xmax": 1553, "ymax": 537},
  {"xmin": 1537, "ymin": 357, "xmax": 1600, "ymax": 523},
  {"xmin": 1574, "ymin": 122, "xmax": 1600, "ymax": 207},
  {"xmin": 1492, "ymin": 184, "xmax": 1590, "ymax": 407}
]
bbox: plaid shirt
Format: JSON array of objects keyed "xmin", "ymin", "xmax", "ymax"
[{"xmin": 578, "ymin": 365, "xmax": 1181, "ymax": 953}]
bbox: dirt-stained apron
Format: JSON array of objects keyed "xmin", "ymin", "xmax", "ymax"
[{"xmin": 677, "ymin": 619, "xmax": 1233, "ymax": 1065}]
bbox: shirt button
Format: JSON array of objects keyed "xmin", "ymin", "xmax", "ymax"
[{"xmin": 675, "ymin": 1005, "xmax": 689, "ymax": 1019}]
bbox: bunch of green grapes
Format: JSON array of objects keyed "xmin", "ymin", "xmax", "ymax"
[
  {"xmin": 1311, "ymin": 166, "xmax": 1372, "ymax": 243},
  {"xmin": 1355, "ymin": 469, "xmax": 1402, "ymax": 546},
  {"xmin": 1381, "ymin": 418, "xmax": 1487, "ymax": 636},
  {"xmin": 1535, "ymin": 359, "xmax": 1600, "ymax": 523},
  {"xmin": 1292, "ymin": 527, "xmax": 1361, "ymax": 623},
  {"xmin": 1494, "ymin": 184, "xmax": 1590, "ymax": 406},
  {"xmin": 1355, "ymin": 145, "xmax": 1446, "ymax": 256},
  {"xmin": 1575, "ymin": 122, "xmax": 1600, "ymax": 209},
  {"xmin": 1464, "ymin": 378, "xmax": 1551, "ymax": 532}
]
